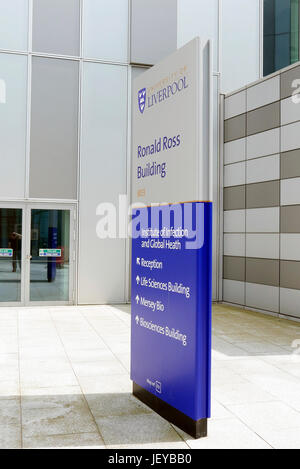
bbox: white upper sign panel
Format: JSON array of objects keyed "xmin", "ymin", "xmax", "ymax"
[{"xmin": 132, "ymin": 37, "xmax": 212, "ymax": 206}]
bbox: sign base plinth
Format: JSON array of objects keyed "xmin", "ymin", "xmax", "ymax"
[{"xmin": 133, "ymin": 382, "xmax": 207, "ymax": 439}]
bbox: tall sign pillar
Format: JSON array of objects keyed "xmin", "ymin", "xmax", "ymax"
[{"xmin": 131, "ymin": 38, "xmax": 213, "ymax": 439}]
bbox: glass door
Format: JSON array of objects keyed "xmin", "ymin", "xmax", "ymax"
[
  {"xmin": 0, "ymin": 206, "xmax": 24, "ymax": 305},
  {"xmin": 25, "ymin": 205, "xmax": 75, "ymax": 305}
]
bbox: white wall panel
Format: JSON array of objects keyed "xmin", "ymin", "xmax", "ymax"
[
  {"xmin": 224, "ymin": 210, "xmax": 246, "ymax": 233},
  {"xmin": 280, "ymin": 288, "xmax": 300, "ymax": 318},
  {"xmin": 0, "ymin": 53, "xmax": 27, "ymax": 199},
  {"xmin": 246, "ymin": 283, "xmax": 279, "ymax": 313},
  {"xmin": 247, "ymin": 128, "xmax": 280, "ymax": 160},
  {"xmin": 281, "ymin": 178, "xmax": 300, "ymax": 206},
  {"xmin": 247, "ymin": 154, "xmax": 280, "ymax": 184},
  {"xmin": 246, "ymin": 208, "xmax": 280, "ymax": 233},
  {"xmin": 224, "ymin": 234, "xmax": 245, "ymax": 257},
  {"xmin": 246, "ymin": 234, "xmax": 280, "ymax": 259},
  {"xmin": 281, "ymin": 121, "xmax": 300, "ymax": 152},
  {"xmin": 79, "ymin": 63, "xmax": 128, "ymax": 304},
  {"xmin": 281, "ymin": 234, "xmax": 300, "ymax": 261},
  {"xmin": 224, "ymin": 138, "xmax": 246, "ymax": 165},
  {"xmin": 223, "ymin": 280, "xmax": 245, "ymax": 305},
  {"xmin": 0, "ymin": 0, "xmax": 28, "ymax": 51},
  {"xmin": 247, "ymin": 76, "xmax": 280, "ymax": 112},
  {"xmin": 83, "ymin": 0, "xmax": 129, "ymax": 62},
  {"xmin": 225, "ymin": 90, "xmax": 246, "ymax": 119},
  {"xmin": 221, "ymin": 0, "xmax": 260, "ymax": 93},
  {"xmin": 224, "ymin": 162, "xmax": 245, "ymax": 187}
]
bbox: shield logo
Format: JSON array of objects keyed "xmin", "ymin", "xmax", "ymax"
[{"xmin": 138, "ymin": 88, "xmax": 146, "ymax": 114}]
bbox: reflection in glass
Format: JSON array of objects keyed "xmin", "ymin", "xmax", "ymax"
[
  {"xmin": 264, "ymin": 0, "xmax": 300, "ymax": 76},
  {"xmin": 30, "ymin": 210, "xmax": 70, "ymax": 302},
  {"xmin": 0, "ymin": 209, "xmax": 22, "ymax": 302}
]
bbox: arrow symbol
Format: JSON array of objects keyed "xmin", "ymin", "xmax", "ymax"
[
  {"xmin": 136, "ymin": 275, "xmax": 140, "ymax": 285},
  {"xmin": 136, "ymin": 295, "xmax": 139, "ymax": 304},
  {"xmin": 136, "ymin": 257, "xmax": 140, "ymax": 265},
  {"xmin": 135, "ymin": 315, "xmax": 139, "ymax": 325}
]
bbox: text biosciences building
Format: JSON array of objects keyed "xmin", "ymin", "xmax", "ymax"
[{"xmin": 1, "ymin": 0, "xmax": 300, "ymax": 321}]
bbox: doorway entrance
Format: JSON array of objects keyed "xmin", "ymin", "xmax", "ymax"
[{"xmin": 0, "ymin": 202, "xmax": 76, "ymax": 306}]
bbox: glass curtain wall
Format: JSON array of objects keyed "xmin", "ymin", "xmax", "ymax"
[{"xmin": 264, "ymin": 0, "xmax": 300, "ymax": 76}]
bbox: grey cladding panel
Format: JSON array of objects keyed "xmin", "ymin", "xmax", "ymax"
[
  {"xmin": 246, "ymin": 181, "xmax": 280, "ymax": 209},
  {"xmin": 246, "ymin": 258, "xmax": 279, "ymax": 287},
  {"xmin": 224, "ymin": 114, "xmax": 246, "ymax": 143},
  {"xmin": 224, "ymin": 186, "xmax": 246, "ymax": 211},
  {"xmin": 130, "ymin": 0, "xmax": 177, "ymax": 65},
  {"xmin": 223, "ymin": 256, "xmax": 245, "ymax": 282},
  {"xmin": 29, "ymin": 57, "xmax": 79, "ymax": 199},
  {"xmin": 281, "ymin": 206, "xmax": 300, "ymax": 233},
  {"xmin": 281, "ymin": 261, "xmax": 300, "ymax": 290},
  {"xmin": 247, "ymin": 102, "xmax": 280, "ymax": 136},
  {"xmin": 281, "ymin": 150, "xmax": 300, "ymax": 180},
  {"xmin": 32, "ymin": 0, "xmax": 80, "ymax": 56}
]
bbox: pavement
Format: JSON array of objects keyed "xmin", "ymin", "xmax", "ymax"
[{"xmin": 0, "ymin": 303, "xmax": 300, "ymax": 449}]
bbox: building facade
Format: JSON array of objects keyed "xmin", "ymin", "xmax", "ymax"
[
  {"xmin": 0, "ymin": 0, "xmax": 299, "ymax": 314},
  {"xmin": 223, "ymin": 58, "xmax": 300, "ymax": 321},
  {"xmin": 0, "ymin": 0, "xmax": 178, "ymax": 306}
]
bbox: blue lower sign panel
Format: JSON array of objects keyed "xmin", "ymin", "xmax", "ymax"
[{"xmin": 131, "ymin": 202, "xmax": 212, "ymax": 437}]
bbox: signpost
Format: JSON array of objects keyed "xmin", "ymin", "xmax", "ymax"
[{"xmin": 131, "ymin": 38, "xmax": 213, "ymax": 439}]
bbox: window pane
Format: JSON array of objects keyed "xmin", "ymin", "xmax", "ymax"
[
  {"xmin": 291, "ymin": 0, "xmax": 299, "ymax": 63},
  {"xmin": 264, "ymin": 0, "xmax": 276, "ymax": 35},
  {"xmin": 32, "ymin": 0, "xmax": 80, "ymax": 56},
  {"xmin": 83, "ymin": 0, "xmax": 129, "ymax": 62},
  {"xmin": 0, "ymin": 209, "xmax": 22, "ymax": 303},
  {"xmin": 275, "ymin": 0, "xmax": 291, "ymax": 34},
  {"xmin": 30, "ymin": 57, "xmax": 79, "ymax": 199},
  {"xmin": 0, "ymin": 53, "xmax": 27, "ymax": 199},
  {"xmin": 275, "ymin": 33, "xmax": 291, "ymax": 70},
  {"xmin": 264, "ymin": 0, "xmax": 300, "ymax": 75},
  {"xmin": 0, "ymin": 0, "xmax": 28, "ymax": 51},
  {"xmin": 263, "ymin": 35, "xmax": 275, "ymax": 76}
]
